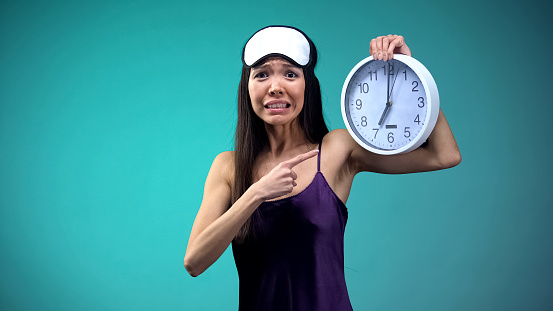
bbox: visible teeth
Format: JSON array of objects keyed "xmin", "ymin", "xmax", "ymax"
[{"xmin": 267, "ymin": 103, "xmax": 288, "ymax": 108}]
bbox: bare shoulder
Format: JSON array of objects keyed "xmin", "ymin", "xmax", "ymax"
[
  {"xmin": 322, "ymin": 129, "xmax": 361, "ymax": 163},
  {"xmin": 213, "ymin": 150, "xmax": 235, "ymax": 166},
  {"xmin": 324, "ymin": 129, "xmax": 358, "ymax": 151},
  {"xmin": 319, "ymin": 129, "xmax": 361, "ymax": 202},
  {"xmin": 323, "ymin": 128, "xmax": 378, "ymax": 175},
  {"xmin": 209, "ymin": 151, "xmax": 235, "ymax": 187},
  {"xmin": 321, "ymin": 129, "xmax": 359, "ymax": 175}
]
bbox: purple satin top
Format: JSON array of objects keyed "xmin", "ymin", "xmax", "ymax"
[{"xmin": 232, "ymin": 144, "xmax": 353, "ymax": 311}]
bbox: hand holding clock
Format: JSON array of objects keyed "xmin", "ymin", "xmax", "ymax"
[{"xmin": 370, "ymin": 35, "xmax": 411, "ymax": 60}]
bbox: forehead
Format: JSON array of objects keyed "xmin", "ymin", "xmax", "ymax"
[{"xmin": 253, "ymin": 56, "xmax": 299, "ymax": 69}]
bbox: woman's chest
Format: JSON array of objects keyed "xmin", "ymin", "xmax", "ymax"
[{"xmin": 254, "ymin": 156, "xmax": 319, "ymax": 200}]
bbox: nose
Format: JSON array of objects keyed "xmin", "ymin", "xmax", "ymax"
[{"xmin": 269, "ymin": 78, "xmax": 283, "ymax": 95}]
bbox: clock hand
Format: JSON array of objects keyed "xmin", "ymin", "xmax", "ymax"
[
  {"xmin": 387, "ymin": 61, "xmax": 391, "ymax": 104},
  {"xmin": 379, "ymin": 62, "xmax": 392, "ymax": 126},
  {"xmin": 378, "ymin": 100, "xmax": 392, "ymax": 126},
  {"xmin": 389, "ymin": 64, "xmax": 401, "ymax": 97}
]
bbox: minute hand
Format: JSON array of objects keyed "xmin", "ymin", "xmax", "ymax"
[
  {"xmin": 387, "ymin": 61, "xmax": 391, "ymax": 103},
  {"xmin": 389, "ymin": 63, "xmax": 401, "ymax": 98},
  {"xmin": 378, "ymin": 62, "xmax": 393, "ymax": 126}
]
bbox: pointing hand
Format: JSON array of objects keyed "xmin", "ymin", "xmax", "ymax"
[{"xmin": 254, "ymin": 150, "xmax": 319, "ymax": 201}]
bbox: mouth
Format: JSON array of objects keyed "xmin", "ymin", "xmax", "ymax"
[{"xmin": 264, "ymin": 101, "xmax": 291, "ymax": 109}]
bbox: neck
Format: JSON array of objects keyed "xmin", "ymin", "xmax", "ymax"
[{"xmin": 264, "ymin": 121, "xmax": 311, "ymax": 157}]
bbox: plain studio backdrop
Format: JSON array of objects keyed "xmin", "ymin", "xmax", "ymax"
[{"xmin": 1, "ymin": 0, "xmax": 552, "ymax": 310}]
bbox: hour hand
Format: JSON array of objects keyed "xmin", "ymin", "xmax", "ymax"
[{"xmin": 378, "ymin": 101, "xmax": 392, "ymax": 126}]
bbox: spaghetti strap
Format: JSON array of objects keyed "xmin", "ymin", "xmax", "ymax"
[{"xmin": 317, "ymin": 143, "xmax": 322, "ymax": 172}]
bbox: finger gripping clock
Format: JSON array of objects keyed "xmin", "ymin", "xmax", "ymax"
[{"xmin": 341, "ymin": 54, "xmax": 439, "ymax": 155}]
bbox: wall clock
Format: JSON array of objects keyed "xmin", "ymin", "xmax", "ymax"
[{"xmin": 341, "ymin": 54, "xmax": 439, "ymax": 155}]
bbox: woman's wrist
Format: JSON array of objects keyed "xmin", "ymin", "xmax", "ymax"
[{"xmin": 242, "ymin": 182, "xmax": 266, "ymax": 209}]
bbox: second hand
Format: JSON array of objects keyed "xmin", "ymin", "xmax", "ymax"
[{"xmin": 389, "ymin": 63, "xmax": 401, "ymax": 98}]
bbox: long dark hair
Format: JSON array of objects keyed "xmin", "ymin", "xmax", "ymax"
[{"xmin": 232, "ymin": 29, "xmax": 329, "ymax": 242}]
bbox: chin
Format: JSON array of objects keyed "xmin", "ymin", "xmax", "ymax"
[{"xmin": 263, "ymin": 115, "xmax": 300, "ymax": 126}]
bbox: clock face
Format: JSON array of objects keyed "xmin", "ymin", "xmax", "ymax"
[{"xmin": 342, "ymin": 56, "xmax": 436, "ymax": 154}]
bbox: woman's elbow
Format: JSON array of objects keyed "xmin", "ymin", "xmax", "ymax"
[
  {"xmin": 183, "ymin": 255, "xmax": 202, "ymax": 277},
  {"xmin": 440, "ymin": 149, "xmax": 462, "ymax": 169}
]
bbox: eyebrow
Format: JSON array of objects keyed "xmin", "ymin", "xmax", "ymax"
[{"xmin": 253, "ymin": 61, "xmax": 300, "ymax": 70}]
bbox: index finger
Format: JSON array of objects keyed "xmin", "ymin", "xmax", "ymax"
[{"xmin": 283, "ymin": 149, "xmax": 319, "ymax": 168}]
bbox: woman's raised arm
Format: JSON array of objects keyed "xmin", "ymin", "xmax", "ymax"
[
  {"xmin": 347, "ymin": 34, "xmax": 461, "ymax": 174},
  {"xmin": 349, "ymin": 108, "xmax": 461, "ymax": 174}
]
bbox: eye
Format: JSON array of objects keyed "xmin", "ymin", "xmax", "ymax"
[
  {"xmin": 253, "ymin": 72, "xmax": 268, "ymax": 79},
  {"xmin": 285, "ymin": 71, "xmax": 299, "ymax": 78}
]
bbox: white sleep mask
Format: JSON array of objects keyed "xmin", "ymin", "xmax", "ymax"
[{"xmin": 242, "ymin": 26, "xmax": 311, "ymax": 68}]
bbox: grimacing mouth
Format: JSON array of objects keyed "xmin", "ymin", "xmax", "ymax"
[{"xmin": 264, "ymin": 101, "xmax": 291, "ymax": 109}]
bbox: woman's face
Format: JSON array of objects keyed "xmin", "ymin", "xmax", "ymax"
[{"xmin": 248, "ymin": 57, "xmax": 305, "ymax": 126}]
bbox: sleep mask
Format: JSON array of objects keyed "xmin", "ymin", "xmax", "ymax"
[{"xmin": 242, "ymin": 25, "xmax": 311, "ymax": 68}]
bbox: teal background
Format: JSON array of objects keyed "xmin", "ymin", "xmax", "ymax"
[{"xmin": 1, "ymin": 0, "xmax": 552, "ymax": 310}]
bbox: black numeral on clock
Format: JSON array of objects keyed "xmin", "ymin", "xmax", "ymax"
[
  {"xmin": 368, "ymin": 70, "xmax": 377, "ymax": 81},
  {"xmin": 418, "ymin": 97, "xmax": 425, "ymax": 108},
  {"xmin": 412, "ymin": 81, "xmax": 419, "ymax": 92},
  {"xmin": 357, "ymin": 83, "xmax": 369, "ymax": 93}
]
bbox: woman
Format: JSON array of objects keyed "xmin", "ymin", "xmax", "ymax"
[{"xmin": 184, "ymin": 26, "xmax": 461, "ymax": 310}]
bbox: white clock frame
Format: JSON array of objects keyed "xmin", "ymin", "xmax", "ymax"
[{"xmin": 341, "ymin": 54, "xmax": 440, "ymax": 155}]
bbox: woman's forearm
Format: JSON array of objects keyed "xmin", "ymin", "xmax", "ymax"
[{"xmin": 184, "ymin": 186, "xmax": 263, "ymax": 277}]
